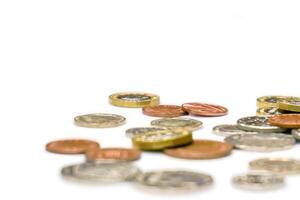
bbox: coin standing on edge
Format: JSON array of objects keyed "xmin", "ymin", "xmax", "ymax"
[
  {"xmin": 212, "ymin": 124, "xmax": 256, "ymax": 137},
  {"xmin": 74, "ymin": 113, "xmax": 126, "ymax": 128},
  {"xmin": 182, "ymin": 102, "xmax": 228, "ymax": 117},
  {"xmin": 292, "ymin": 129, "xmax": 300, "ymax": 140},
  {"xmin": 268, "ymin": 114, "xmax": 300, "ymax": 128},
  {"xmin": 109, "ymin": 92, "xmax": 160, "ymax": 108},
  {"xmin": 151, "ymin": 117, "xmax": 203, "ymax": 131},
  {"xmin": 46, "ymin": 139, "xmax": 100, "ymax": 154},
  {"xmin": 142, "ymin": 105, "xmax": 187, "ymax": 118},
  {"xmin": 85, "ymin": 148, "xmax": 141, "ymax": 161},
  {"xmin": 125, "ymin": 127, "xmax": 168, "ymax": 138}
]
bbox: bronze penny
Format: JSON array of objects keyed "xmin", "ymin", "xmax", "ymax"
[
  {"xmin": 142, "ymin": 105, "xmax": 187, "ymax": 117},
  {"xmin": 86, "ymin": 148, "xmax": 141, "ymax": 161},
  {"xmin": 164, "ymin": 139, "xmax": 233, "ymax": 159},
  {"xmin": 268, "ymin": 114, "xmax": 300, "ymax": 128},
  {"xmin": 46, "ymin": 139, "xmax": 100, "ymax": 154},
  {"xmin": 182, "ymin": 103, "xmax": 228, "ymax": 117}
]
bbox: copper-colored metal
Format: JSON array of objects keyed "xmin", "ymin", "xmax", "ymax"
[
  {"xmin": 46, "ymin": 139, "xmax": 100, "ymax": 154},
  {"xmin": 268, "ymin": 114, "xmax": 300, "ymax": 128},
  {"xmin": 182, "ymin": 103, "xmax": 228, "ymax": 117},
  {"xmin": 142, "ymin": 105, "xmax": 187, "ymax": 118},
  {"xmin": 86, "ymin": 148, "xmax": 141, "ymax": 161},
  {"xmin": 164, "ymin": 139, "xmax": 233, "ymax": 159}
]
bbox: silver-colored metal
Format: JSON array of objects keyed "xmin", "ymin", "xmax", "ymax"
[
  {"xmin": 125, "ymin": 127, "xmax": 168, "ymax": 138},
  {"xmin": 117, "ymin": 94, "xmax": 152, "ymax": 101},
  {"xmin": 237, "ymin": 116, "xmax": 287, "ymax": 133},
  {"xmin": 256, "ymin": 107, "xmax": 284, "ymax": 117},
  {"xmin": 74, "ymin": 113, "xmax": 126, "ymax": 128},
  {"xmin": 151, "ymin": 117, "xmax": 203, "ymax": 131},
  {"xmin": 212, "ymin": 124, "xmax": 256, "ymax": 137},
  {"xmin": 224, "ymin": 133, "xmax": 295, "ymax": 152},
  {"xmin": 292, "ymin": 129, "xmax": 300, "ymax": 140}
]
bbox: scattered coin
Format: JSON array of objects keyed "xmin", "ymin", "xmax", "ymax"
[
  {"xmin": 279, "ymin": 98, "xmax": 300, "ymax": 112},
  {"xmin": 164, "ymin": 140, "xmax": 232, "ymax": 160},
  {"xmin": 142, "ymin": 105, "xmax": 187, "ymax": 118},
  {"xmin": 125, "ymin": 127, "xmax": 168, "ymax": 138},
  {"xmin": 182, "ymin": 102, "xmax": 228, "ymax": 117},
  {"xmin": 256, "ymin": 107, "xmax": 285, "ymax": 117},
  {"xmin": 46, "ymin": 139, "xmax": 100, "ymax": 154},
  {"xmin": 109, "ymin": 92, "xmax": 160, "ymax": 108},
  {"xmin": 85, "ymin": 148, "xmax": 141, "ymax": 161},
  {"xmin": 256, "ymin": 96, "xmax": 290, "ymax": 108},
  {"xmin": 268, "ymin": 114, "xmax": 300, "ymax": 128},
  {"xmin": 151, "ymin": 117, "xmax": 203, "ymax": 131},
  {"xmin": 74, "ymin": 113, "xmax": 126, "ymax": 128},
  {"xmin": 212, "ymin": 124, "xmax": 256, "ymax": 137},
  {"xmin": 292, "ymin": 129, "xmax": 300, "ymax": 140}
]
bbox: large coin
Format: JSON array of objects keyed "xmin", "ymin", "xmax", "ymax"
[
  {"xmin": 74, "ymin": 113, "xmax": 126, "ymax": 128},
  {"xmin": 109, "ymin": 92, "xmax": 160, "ymax": 108},
  {"xmin": 268, "ymin": 114, "xmax": 300, "ymax": 128},
  {"xmin": 212, "ymin": 124, "xmax": 256, "ymax": 137},
  {"xmin": 125, "ymin": 127, "xmax": 168, "ymax": 138},
  {"xmin": 256, "ymin": 96, "xmax": 294, "ymax": 108},
  {"xmin": 224, "ymin": 133, "xmax": 295, "ymax": 152},
  {"xmin": 279, "ymin": 98, "xmax": 300, "ymax": 112},
  {"xmin": 256, "ymin": 107, "xmax": 285, "ymax": 117},
  {"xmin": 142, "ymin": 105, "xmax": 187, "ymax": 118},
  {"xmin": 151, "ymin": 117, "xmax": 203, "ymax": 131},
  {"xmin": 292, "ymin": 129, "xmax": 300, "ymax": 140},
  {"xmin": 46, "ymin": 139, "xmax": 100, "ymax": 154},
  {"xmin": 182, "ymin": 102, "xmax": 228, "ymax": 117}
]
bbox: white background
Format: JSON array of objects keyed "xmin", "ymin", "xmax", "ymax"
[{"xmin": 1, "ymin": 0, "xmax": 300, "ymax": 199}]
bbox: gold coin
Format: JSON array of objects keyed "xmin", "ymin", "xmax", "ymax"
[
  {"xmin": 256, "ymin": 96, "xmax": 290, "ymax": 108},
  {"xmin": 256, "ymin": 107, "xmax": 284, "ymax": 117},
  {"xmin": 74, "ymin": 113, "xmax": 126, "ymax": 128},
  {"xmin": 109, "ymin": 92, "xmax": 160, "ymax": 108},
  {"xmin": 279, "ymin": 98, "xmax": 300, "ymax": 113}
]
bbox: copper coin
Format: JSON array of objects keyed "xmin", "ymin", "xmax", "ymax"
[
  {"xmin": 142, "ymin": 105, "xmax": 187, "ymax": 117},
  {"xmin": 46, "ymin": 139, "xmax": 100, "ymax": 154},
  {"xmin": 182, "ymin": 103, "xmax": 228, "ymax": 117},
  {"xmin": 86, "ymin": 148, "xmax": 141, "ymax": 161},
  {"xmin": 268, "ymin": 114, "xmax": 300, "ymax": 128},
  {"xmin": 164, "ymin": 139, "xmax": 233, "ymax": 159}
]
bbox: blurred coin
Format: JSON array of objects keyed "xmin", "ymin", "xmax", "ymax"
[
  {"xmin": 46, "ymin": 139, "xmax": 100, "ymax": 154},
  {"xmin": 256, "ymin": 96, "xmax": 289, "ymax": 108},
  {"xmin": 85, "ymin": 148, "xmax": 141, "ymax": 161},
  {"xmin": 212, "ymin": 124, "xmax": 256, "ymax": 136},
  {"xmin": 143, "ymin": 105, "xmax": 187, "ymax": 118},
  {"xmin": 268, "ymin": 114, "xmax": 300, "ymax": 128},
  {"xmin": 182, "ymin": 102, "xmax": 228, "ymax": 117},
  {"xmin": 292, "ymin": 129, "xmax": 300, "ymax": 140},
  {"xmin": 279, "ymin": 98, "xmax": 300, "ymax": 112},
  {"xmin": 109, "ymin": 92, "xmax": 160, "ymax": 108},
  {"xmin": 74, "ymin": 113, "xmax": 126, "ymax": 128},
  {"xmin": 126, "ymin": 127, "xmax": 168, "ymax": 138},
  {"xmin": 256, "ymin": 107, "xmax": 284, "ymax": 117},
  {"xmin": 151, "ymin": 117, "xmax": 203, "ymax": 131}
]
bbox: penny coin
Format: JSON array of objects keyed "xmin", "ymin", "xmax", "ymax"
[
  {"xmin": 164, "ymin": 140, "xmax": 232, "ymax": 159},
  {"xmin": 46, "ymin": 139, "xmax": 100, "ymax": 154},
  {"xmin": 279, "ymin": 98, "xmax": 300, "ymax": 112},
  {"xmin": 249, "ymin": 158, "xmax": 300, "ymax": 175},
  {"xmin": 85, "ymin": 148, "xmax": 141, "ymax": 161},
  {"xmin": 212, "ymin": 124, "xmax": 257, "ymax": 137},
  {"xmin": 125, "ymin": 127, "xmax": 168, "ymax": 138},
  {"xmin": 142, "ymin": 105, "xmax": 187, "ymax": 118},
  {"xmin": 256, "ymin": 107, "xmax": 285, "ymax": 117},
  {"xmin": 151, "ymin": 117, "xmax": 203, "ymax": 131},
  {"xmin": 224, "ymin": 133, "xmax": 295, "ymax": 152},
  {"xmin": 109, "ymin": 92, "xmax": 160, "ymax": 108},
  {"xmin": 182, "ymin": 103, "xmax": 228, "ymax": 117},
  {"xmin": 256, "ymin": 96, "xmax": 290, "ymax": 108},
  {"xmin": 74, "ymin": 113, "xmax": 126, "ymax": 128},
  {"xmin": 237, "ymin": 116, "xmax": 287, "ymax": 133},
  {"xmin": 268, "ymin": 114, "xmax": 300, "ymax": 128},
  {"xmin": 292, "ymin": 129, "xmax": 300, "ymax": 140}
]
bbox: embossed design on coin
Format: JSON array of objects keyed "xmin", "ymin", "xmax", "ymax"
[
  {"xmin": 268, "ymin": 114, "xmax": 300, "ymax": 128},
  {"xmin": 46, "ymin": 139, "xmax": 100, "ymax": 154},
  {"xmin": 182, "ymin": 103, "xmax": 228, "ymax": 117},
  {"xmin": 143, "ymin": 105, "xmax": 187, "ymax": 118},
  {"xmin": 292, "ymin": 129, "xmax": 300, "ymax": 140},
  {"xmin": 256, "ymin": 96, "xmax": 293, "ymax": 108},
  {"xmin": 85, "ymin": 148, "xmax": 141, "ymax": 161},
  {"xmin": 212, "ymin": 124, "xmax": 256, "ymax": 136},
  {"xmin": 74, "ymin": 113, "xmax": 126, "ymax": 128},
  {"xmin": 109, "ymin": 92, "xmax": 160, "ymax": 108},
  {"xmin": 151, "ymin": 117, "xmax": 203, "ymax": 131},
  {"xmin": 125, "ymin": 127, "xmax": 168, "ymax": 138},
  {"xmin": 256, "ymin": 107, "xmax": 284, "ymax": 117}
]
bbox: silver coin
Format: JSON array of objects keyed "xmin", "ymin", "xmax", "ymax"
[
  {"xmin": 74, "ymin": 113, "xmax": 126, "ymax": 128},
  {"xmin": 212, "ymin": 124, "xmax": 256, "ymax": 137},
  {"xmin": 237, "ymin": 116, "xmax": 287, "ymax": 133},
  {"xmin": 117, "ymin": 94, "xmax": 152, "ymax": 101},
  {"xmin": 292, "ymin": 129, "xmax": 300, "ymax": 140},
  {"xmin": 125, "ymin": 127, "xmax": 168, "ymax": 138},
  {"xmin": 256, "ymin": 107, "xmax": 284, "ymax": 117},
  {"xmin": 224, "ymin": 133, "xmax": 295, "ymax": 152},
  {"xmin": 151, "ymin": 117, "xmax": 203, "ymax": 131}
]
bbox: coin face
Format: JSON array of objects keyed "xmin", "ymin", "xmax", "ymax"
[
  {"xmin": 182, "ymin": 103, "xmax": 228, "ymax": 117},
  {"xmin": 279, "ymin": 98, "xmax": 300, "ymax": 112},
  {"xmin": 212, "ymin": 124, "xmax": 257, "ymax": 136},
  {"xmin": 85, "ymin": 148, "xmax": 141, "ymax": 161},
  {"xmin": 164, "ymin": 140, "xmax": 232, "ymax": 159},
  {"xmin": 292, "ymin": 129, "xmax": 300, "ymax": 140},
  {"xmin": 224, "ymin": 133, "xmax": 295, "ymax": 152},
  {"xmin": 109, "ymin": 92, "xmax": 160, "ymax": 108},
  {"xmin": 142, "ymin": 105, "xmax": 187, "ymax": 118},
  {"xmin": 268, "ymin": 114, "xmax": 300, "ymax": 128},
  {"xmin": 249, "ymin": 158, "xmax": 300, "ymax": 175},
  {"xmin": 46, "ymin": 139, "xmax": 100, "ymax": 154},
  {"xmin": 125, "ymin": 127, "xmax": 168, "ymax": 138},
  {"xmin": 74, "ymin": 113, "xmax": 126, "ymax": 128},
  {"xmin": 256, "ymin": 96, "xmax": 289, "ymax": 108},
  {"xmin": 151, "ymin": 117, "xmax": 203, "ymax": 131},
  {"xmin": 256, "ymin": 107, "xmax": 285, "ymax": 117},
  {"xmin": 237, "ymin": 116, "xmax": 287, "ymax": 133}
]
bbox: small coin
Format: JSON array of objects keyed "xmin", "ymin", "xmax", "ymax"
[
  {"xmin": 109, "ymin": 92, "xmax": 160, "ymax": 108},
  {"xmin": 292, "ymin": 129, "xmax": 300, "ymax": 140},
  {"xmin": 212, "ymin": 124, "xmax": 257, "ymax": 137},
  {"xmin": 142, "ymin": 105, "xmax": 187, "ymax": 118},
  {"xmin": 249, "ymin": 158, "xmax": 300, "ymax": 175},
  {"xmin": 125, "ymin": 127, "xmax": 168, "ymax": 138},
  {"xmin": 46, "ymin": 139, "xmax": 100, "ymax": 154},
  {"xmin": 164, "ymin": 140, "xmax": 232, "ymax": 159},
  {"xmin": 256, "ymin": 107, "xmax": 285, "ymax": 117},
  {"xmin": 74, "ymin": 113, "xmax": 126, "ymax": 128},
  {"xmin": 268, "ymin": 114, "xmax": 300, "ymax": 128},
  {"xmin": 256, "ymin": 96, "xmax": 290, "ymax": 108},
  {"xmin": 151, "ymin": 117, "xmax": 203, "ymax": 131},
  {"xmin": 182, "ymin": 102, "xmax": 228, "ymax": 117},
  {"xmin": 224, "ymin": 133, "xmax": 295, "ymax": 152},
  {"xmin": 279, "ymin": 98, "xmax": 300, "ymax": 112},
  {"xmin": 85, "ymin": 148, "xmax": 141, "ymax": 161},
  {"xmin": 237, "ymin": 116, "xmax": 287, "ymax": 133}
]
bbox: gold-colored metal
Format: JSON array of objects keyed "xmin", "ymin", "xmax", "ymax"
[
  {"xmin": 256, "ymin": 96, "xmax": 289, "ymax": 108},
  {"xmin": 109, "ymin": 92, "xmax": 160, "ymax": 108},
  {"xmin": 256, "ymin": 107, "xmax": 284, "ymax": 117},
  {"xmin": 279, "ymin": 98, "xmax": 300, "ymax": 113}
]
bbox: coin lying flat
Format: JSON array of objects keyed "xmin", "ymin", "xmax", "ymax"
[
  {"xmin": 125, "ymin": 127, "xmax": 168, "ymax": 138},
  {"xmin": 164, "ymin": 140, "xmax": 232, "ymax": 160},
  {"xmin": 132, "ymin": 130, "xmax": 193, "ymax": 151},
  {"xmin": 46, "ymin": 139, "xmax": 100, "ymax": 154},
  {"xmin": 256, "ymin": 96, "xmax": 290, "ymax": 108},
  {"xmin": 224, "ymin": 133, "xmax": 295, "ymax": 152},
  {"xmin": 137, "ymin": 170, "xmax": 213, "ymax": 191},
  {"xmin": 182, "ymin": 103, "xmax": 228, "ymax": 117},
  {"xmin": 74, "ymin": 113, "xmax": 126, "ymax": 128},
  {"xmin": 151, "ymin": 117, "xmax": 203, "ymax": 131},
  {"xmin": 268, "ymin": 114, "xmax": 300, "ymax": 128},
  {"xmin": 292, "ymin": 129, "xmax": 300, "ymax": 140},
  {"xmin": 279, "ymin": 98, "xmax": 300, "ymax": 112},
  {"xmin": 256, "ymin": 107, "xmax": 285, "ymax": 117},
  {"xmin": 237, "ymin": 116, "xmax": 287, "ymax": 133},
  {"xmin": 85, "ymin": 148, "xmax": 141, "ymax": 161},
  {"xmin": 109, "ymin": 92, "xmax": 160, "ymax": 108},
  {"xmin": 249, "ymin": 158, "xmax": 300, "ymax": 175},
  {"xmin": 142, "ymin": 105, "xmax": 187, "ymax": 118},
  {"xmin": 212, "ymin": 124, "xmax": 256, "ymax": 137}
]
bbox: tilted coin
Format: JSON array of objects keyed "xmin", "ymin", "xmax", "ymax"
[
  {"xmin": 85, "ymin": 148, "xmax": 141, "ymax": 161},
  {"xmin": 237, "ymin": 116, "xmax": 287, "ymax": 133},
  {"xmin": 151, "ymin": 117, "xmax": 203, "ymax": 131},
  {"xmin": 74, "ymin": 113, "xmax": 126, "ymax": 128},
  {"xmin": 279, "ymin": 97, "xmax": 300, "ymax": 112},
  {"xmin": 249, "ymin": 158, "xmax": 300, "ymax": 175},
  {"xmin": 256, "ymin": 107, "xmax": 285, "ymax": 117},
  {"xmin": 224, "ymin": 133, "xmax": 295, "ymax": 152},
  {"xmin": 268, "ymin": 114, "xmax": 300, "ymax": 128},
  {"xmin": 212, "ymin": 124, "xmax": 256, "ymax": 137},
  {"xmin": 132, "ymin": 130, "xmax": 193, "ymax": 151},
  {"xmin": 109, "ymin": 92, "xmax": 160, "ymax": 108},
  {"xmin": 46, "ymin": 139, "xmax": 100, "ymax": 154},
  {"xmin": 182, "ymin": 102, "xmax": 228, "ymax": 117},
  {"xmin": 125, "ymin": 127, "xmax": 168, "ymax": 138},
  {"xmin": 256, "ymin": 96, "xmax": 290, "ymax": 108},
  {"xmin": 292, "ymin": 129, "xmax": 300, "ymax": 140},
  {"xmin": 142, "ymin": 105, "xmax": 187, "ymax": 118}
]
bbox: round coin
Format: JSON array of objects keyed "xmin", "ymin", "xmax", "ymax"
[
  {"xmin": 85, "ymin": 148, "xmax": 141, "ymax": 161},
  {"xmin": 46, "ymin": 139, "xmax": 100, "ymax": 154},
  {"xmin": 212, "ymin": 124, "xmax": 257, "ymax": 137},
  {"xmin": 256, "ymin": 96, "xmax": 290, "ymax": 108},
  {"xmin": 74, "ymin": 113, "xmax": 126, "ymax": 128},
  {"xmin": 142, "ymin": 105, "xmax": 187, "ymax": 118},
  {"xmin": 109, "ymin": 92, "xmax": 160, "ymax": 108},
  {"xmin": 164, "ymin": 140, "xmax": 232, "ymax": 159},
  {"xmin": 182, "ymin": 102, "xmax": 228, "ymax": 117},
  {"xmin": 256, "ymin": 107, "xmax": 285, "ymax": 117},
  {"xmin": 125, "ymin": 127, "xmax": 168, "ymax": 138},
  {"xmin": 279, "ymin": 97, "xmax": 300, "ymax": 112},
  {"xmin": 151, "ymin": 117, "xmax": 203, "ymax": 131},
  {"xmin": 268, "ymin": 114, "xmax": 300, "ymax": 128},
  {"xmin": 292, "ymin": 129, "xmax": 300, "ymax": 140}
]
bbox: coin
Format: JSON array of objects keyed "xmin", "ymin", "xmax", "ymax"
[
  {"xmin": 292, "ymin": 129, "xmax": 300, "ymax": 140},
  {"xmin": 132, "ymin": 130, "xmax": 193, "ymax": 150},
  {"xmin": 249, "ymin": 158, "xmax": 300, "ymax": 175},
  {"xmin": 256, "ymin": 107, "xmax": 285, "ymax": 117},
  {"xmin": 237, "ymin": 116, "xmax": 287, "ymax": 133},
  {"xmin": 74, "ymin": 113, "xmax": 126, "ymax": 128},
  {"xmin": 279, "ymin": 97, "xmax": 300, "ymax": 112},
  {"xmin": 142, "ymin": 105, "xmax": 187, "ymax": 118},
  {"xmin": 164, "ymin": 140, "xmax": 232, "ymax": 159},
  {"xmin": 46, "ymin": 139, "xmax": 100, "ymax": 154},
  {"xmin": 109, "ymin": 92, "xmax": 160, "ymax": 108},
  {"xmin": 151, "ymin": 117, "xmax": 203, "ymax": 131},
  {"xmin": 268, "ymin": 114, "xmax": 300, "ymax": 128},
  {"xmin": 182, "ymin": 103, "xmax": 228, "ymax": 117},
  {"xmin": 224, "ymin": 133, "xmax": 295, "ymax": 152},
  {"xmin": 137, "ymin": 170, "xmax": 213, "ymax": 191},
  {"xmin": 212, "ymin": 124, "xmax": 257, "ymax": 136},
  {"xmin": 85, "ymin": 148, "xmax": 141, "ymax": 161},
  {"xmin": 125, "ymin": 127, "xmax": 168, "ymax": 138},
  {"xmin": 256, "ymin": 96, "xmax": 289, "ymax": 108}
]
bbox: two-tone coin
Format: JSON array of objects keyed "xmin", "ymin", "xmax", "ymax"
[
  {"xmin": 279, "ymin": 98, "xmax": 300, "ymax": 112},
  {"xmin": 109, "ymin": 92, "xmax": 160, "ymax": 108},
  {"xmin": 85, "ymin": 148, "xmax": 141, "ymax": 162},
  {"xmin": 74, "ymin": 113, "xmax": 126, "ymax": 128},
  {"xmin": 46, "ymin": 139, "xmax": 100, "ymax": 154},
  {"xmin": 292, "ymin": 129, "xmax": 300, "ymax": 140},
  {"xmin": 268, "ymin": 114, "xmax": 300, "ymax": 128},
  {"xmin": 212, "ymin": 124, "xmax": 256, "ymax": 137},
  {"xmin": 125, "ymin": 127, "xmax": 168, "ymax": 138},
  {"xmin": 151, "ymin": 117, "xmax": 203, "ymax": 131},
  {"xmin": 256, "ymin": 107, "xmax": 285, "ymax": 117},
  {"xmin": 182, "ymin": 103, "xmax": 228, "ymax": 117},
  {"xmin": 142, "ymin": 105, "xmax": 187, "ymax": 118}
]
